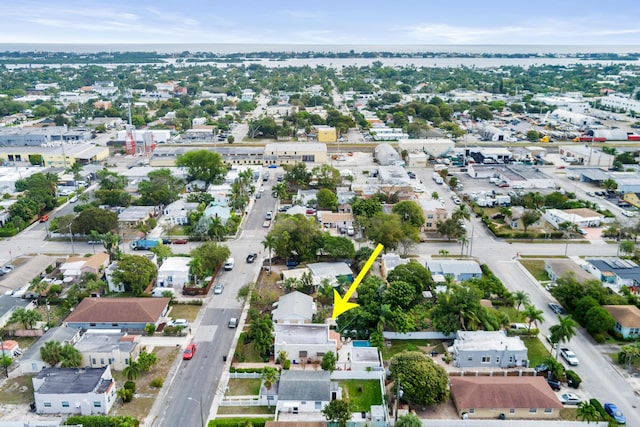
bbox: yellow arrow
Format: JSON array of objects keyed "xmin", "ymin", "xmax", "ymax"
[{"xmin": 332, "ymin": 243, "xmax": 384, "ymax": 320}]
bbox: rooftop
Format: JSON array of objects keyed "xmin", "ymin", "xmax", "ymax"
[
  {"xmin": 64, "ymin": 298, "xmax": 170, "ymax": 324},
  {"xmin": 603, "ymin": 305, "xmax": 640, "ymax": 328},
  {"xmin": 453, "ymin": 330, "xmax": 527, "ymax": 352},
  {"xmin": 74, "ymin": 330, "xmax": 139, "ymax": 354},
  {"xmin": 34, "ymin": 367, "xmax": 112, "ymax": 394},
  {"xmin": 278, "ymin": 370, "xmax": 331, "ymax": 401},
  {"xmin": 274, "ymin": 323, "xmax": 332, "ymax": 345}
]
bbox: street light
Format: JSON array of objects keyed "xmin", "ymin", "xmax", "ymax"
[{"xmin": 187, "ymin": 396, "xmax": 205, "ymax": 427}]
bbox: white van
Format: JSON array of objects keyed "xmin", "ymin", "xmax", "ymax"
[{"xmin": 224, "ymin": 258, "xmax": 235, "ymax": 271}]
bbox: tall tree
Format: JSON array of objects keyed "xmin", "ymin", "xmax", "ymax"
[
  {"xmin": 513, "ymin": 290, "xmax": 530, "ymax": 311},
  {"xmin": 111, "ymin": 255, "xmax": 157, "ymax": 296},
  {"xmin": 138, "ymin": 168, "xmax": 184, "ymax": 206},
  {"xmin": 322, "ymin": 399, "xmax": 353, "ymax": 427},
  {"xmin": 392, "ymin": 200, "xmax": 426, "ymax": 229},
  {"xmin": 262, "ymin": 234, "xmax": 277, "ymax": 272},
  {"xmin": 59, "ymin": 343, "xmax": 82, "ymax": 368},
  {"xmin": 8, "ymin": 307, "xmax": 42, "ymax": 330},
  {"xmin": 72, "ymin": 207, "xmax": 118, "ymax": 235},
  {"xmin": 40, "ymin": 340, "xmax": 63, "ymax": 367},
  {"xmin": 389, "ymin": 351, "xmax": 450, "ymax": 406},
  {"xmin": 521, "ymin": 209, "xmax": 541, "ymax": 233},
  {"xmin": 321, "ymin": 351, "xmax": 337, "ymax": 373},
  {"xmin": 123, "ymin": 361, "xmax": 140, "ymax": 381},
  {"xmin": 522, "ymin": 304, "xmax": 545, "ymax": 332},
  {"xmin": 550, "ymin": 314, "xmax": 578, "ymax": 359},
  {"xmin": 175, "ymin": 150, "xmax": 226, "ymax": 185}
]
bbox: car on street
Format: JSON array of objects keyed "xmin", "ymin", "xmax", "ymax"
[
  {"xmin": 87, "ymin": 240, "xmax": 102, "ymax": 245},
  {"xmin": 172, "ymin": 239, "xmax": 188, "ymax": 244},
  {"xmin": 548, "ymin": 302, "xmax": 566, "ymax": 315},
  {"xmin": 69, "ymin": 195, "xmax": 78, "ymax": 203},
  {"xmin": 604, "ymin": 403, "xmax": 626, "ymax": 424},
  {"xmin": 622, "ymin": 210, "xmax": 635, "ymax": 218},
  {"xmin": 228, "ymin": 317, "xmax": 238, "ymax": 328},
  {"xmin": 546, "ymin": 378, "xmax": 561, "ymax": 391},
  {"xmin": 39, "ymin": 215, "xmax": 49, "ymax": 222},
  {"xmin": 560, "ymin": 348, "xmax": 579, "ymax": 366},
  {"xmin": 265, "ymin": 211, "xmax": 273, "ymax": 219},
  {"xmin": 246, "ymin": 253, "xmax": 257, "ymax": 263},
  {"xmin": 183, "ymin": 343, "xmax": 196, "ymax": 360},
  {"xmin": 498, "ymin": 182, "xmax": 510, "ymax": 188},
  {"xmin": 586, "ymin": 191, "xmax": 596, "ymax": 197},
  {"xmin": 214, "ymin": 283, "xmax": 224, "ymax": 294},
  {"xmin": 559, "ymin": 393, "xmax": 582, "ymax": 405},
  {"xmin": 224, "ymin": 258, "xmax": 234, "ymax": 271}
]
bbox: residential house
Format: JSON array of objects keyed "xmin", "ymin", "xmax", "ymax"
[
  {"xmin": 0, "ymin": 340, "xmax": 21, "ymax": 359},
  {"xmin": 274, "ymin": 324, "xmax": 338, "ymax": 364},
  {"xmin": 450, "ymin": 376, "xmax": 563, "ymax": 420},
  {"xmin": 74, "ymin": 330, "xmax": 141, "ymax": 371},
  {"xmin": 426, "ymin": 259, "xmax": 483, "ymax": 282},
  {"xmin": 104, "ymin": 253, "xmax": 157, "ymax": 293},
  {"xmin": 306, "ymin": 262, "xmax": 353, "ymax": 287},
  {"xmin": 59, "ymin": 253, "xmax": 110, "ymax": 281},
  {"xmin": 295, "ymin": 189, "xmax": 318, "ymax": 207},
  {"xmin": 420, "ymin": 199, "xmax": 448, "ymax": 232},
  {"xmin": 156, "ymin": 257, "xmax": 191, "ymax": 290},
  {"xmin": 544, "ymin": 259, "xmax": 594, "ymax": 283},
  {"xmin": 272, "ymin": 291, "xmax": 316, "ymax": 324},
  {"xmin": 336, "ymin": 188, "xmax": 355, "ymax": 213},
  {"xmin": 201, "ymin": 201, "xmax": 231, "ymax": 225},
  {"xmin": 317, "ymin": 212, "xmax": 354, "ymax": 231},
  {"xmin": 543, "ymin": 208, "xmax": 604, "ymax": 229},
  {"xmin": 276, "ymin": 370, "xmax": 339, "ymax": 418},
  {"xmin": 604, "ymin": 305, "xmax": 640, "ymax": 339},
  {"xmin": 20, "ymin": 326, "xmax": 81, "ymax": 374},
  {"xmin": 584, "ymin": 258, "xmax": 640, "ymax": 292},
  {"xmin": 64, "ymin": 298, "xmax": 170, "ymax": 331},
  {"xmin": 118, "ymin": 206, "xmax": 157, "ymax": 228},
  {"xmin": 450, "ymin": 331, "xmax": 529, "ymax": 369},
  {"xmin": 380, "ymin": 254, "xmax": 409, "ymax": 278},
  {"xmin": 33, "ymin": 366, "xmax": 116, "ymax": 415},
  {"xmin": 163, "ymin": 200, "xmax": 199, "ymax": 225},
  {"xmin": 0, "ymin": 294, "xmax": 32, "ymax": 328}
]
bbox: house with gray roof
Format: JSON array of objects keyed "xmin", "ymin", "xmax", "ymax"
[
  {"xmin": 276, "ymin": 370, "xmax": 340, "ymax": 418},
  {"xmin": 544, "ymin": 259, "xmax": 594, "ymax": 283},
  {"xmin": 450, "ymin": 331, "xmax": 529, "ymax": 369},
  {"xmin": 0, "ymin": 294, "xmax": 32, "ymax": 328},
  {"xmin": 20, "ymin": 326, "xmax": 82, "ymax": 374},
  {"xmin": 163, "ymin": 200, "xmax": 199, "ymax": 225},
  {"xmin": 33, "ymin": 366, "xmax": 117, "ymax": 415},
  {"xmin": 74, "ymin": 330, "xmax": 141, "ymax": 371},
  {"xmin": 272, "ymin": 291, "xmax": 316, "ymax": 324},
  {"xmin": 426, "ymin": 259, "xmax": 483, "ymax": 282},
  {"xmin": 306, "ymin": 262, "xmax": 353, "ymax": 287},
  {"xmin": 584, "ymin": 258, "xmax": 640, "ymax": 292}
]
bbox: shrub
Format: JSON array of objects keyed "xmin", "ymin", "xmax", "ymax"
[
  {"xmin": 589, "ymin": 398, "xmax": 611, "ymax": 421},
  {"xmin": 208, "ymin": 419, "xmax": 270, "ymax": 427},
  {"xmin": 565, "ymin": 370, "xmax": 581, "ymax": 388},
  {"xmin": 64, "ymin": 415, "xmax": 140, "ymax": 426},
  {"xmin": 592, "ymin": 332, "xmax": 606, "ymax": 343},
  {"xmin": 124, "ymin": 381, "xmax": 136, "ymax": 392},
  {"xmin": 283, "ymin": 359, "xmax": 291, "ymax": 370},
  {"xmin": 150, "ymin": 378, "xmax": 164, "ymax": 388}
]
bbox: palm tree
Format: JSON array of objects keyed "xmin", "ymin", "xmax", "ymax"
[
  {"xmin": 9, "ymin": 307, "xmax": 42, "ymax": 330},
  {"xmin": 550, "ymin": 314, "xmax": 578, "ymax": 359},
  {"xmin": 513, "ymin": 291, "xmax": 530, "ymax": 311},
  {"xmin": 522, "ymin": 304, "xmax": 544, "ymax": 332},
  {"xmin": 576, "ymin": 401, "xmax": 601, "ymax": 423},
  {"xmin": 619, "ymin": 343, "xmax": 640, "ymax": 371},
  {"xmin": 452, "ymin": 205, "xmax": 470, "ymax": 222},
  {"xmin": 188, "ymin": 257, "xmax": 204, "ymax": 285},
  {"xmin": 271, "ymin": 183, "xmax": 287, "ymax": 201},
  {"xmin": 261, "ymin": 366, "xmax": 279, "ymax": 392},
  {"xmin": 59, "ymin": 343, "xmax": 82, "ymax": 368},
  {"xmin": 208, "ymin": 216, "xmax": 226, "ymax": 242},
  {"xmin": 40, "ymin": 340, "xmax": 63, "ymax": 367},
  {"xmin": 123, "ymin": 361, "xmax": 140, "ymax": 381},
  {"xmin": 458, "ymin": 235, "xmax": 468, "ymax": 259},
  {"xmin": 262, "ymin": 234, "xmax": 277, "ymax": 273}
]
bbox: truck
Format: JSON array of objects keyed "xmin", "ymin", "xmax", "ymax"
[
  {"xmin": 495, "ymin": 195, "xmax": 511, "ymax": 206},
  {"xmin": 130, "ymin": 239, "xmax": 160, "ymax": 250}
]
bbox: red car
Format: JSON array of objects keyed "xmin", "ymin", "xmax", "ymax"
[
  {"xmin": 498, "ymin": 182, "xmax": 510, "ymax": 188},
  {"xmin": 39, "ymin": 215, "xmax": 49, "ymax": 222},
  {"xmin": 172, "ymin": 239, "xmax": 188, "ymax": 244},
  {"xmin": 183, "ymin": 343, "xmax": 196, "ymax": 360}
]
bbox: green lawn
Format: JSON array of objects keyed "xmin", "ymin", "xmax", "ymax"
[
  {"xmin": 234, "ymin": 334, "xmax": 266, "ymax": 363},
  {"xmin": 522, "ymin": 336, "xmax": 552, "ymax": 367},
  {"xmin": 381, "ymin": 339, "xmax": 431, "ymax": 360},
  {"xmin": 226, "ymin": 379, "xmax": 262, "ymax": 396},
  {"xmin": 340, "ymin": 380, "xmax": 382, "ymax": 412},
  {"xmin": 167, "ymin": 304, "xmax": 201, "ymax": 322},
  {"xmin": 519, "ymin": 259, "xmax": 549, "ymax": 282}
]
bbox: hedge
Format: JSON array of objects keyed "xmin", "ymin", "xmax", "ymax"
[
  {"xmin": 589, "ymin": 398, "xmax": 612, "ymax": 422},
  {"xmin": 64, "ymin": 415, "xmax": 140, "ymax": 426},
  {"xmin": 0, "ymin": 226, "xmax": 18, "ymax": 237},
  {"xmin": 566, "ymin": 370, "xmax": 582, "ymax": 388},
  {"xmin": 207, "ymin": 418, "xmax": 271, "ymax": 427}
]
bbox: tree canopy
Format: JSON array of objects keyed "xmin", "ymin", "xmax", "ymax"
[
  {"xmin": 175, "ymin": 150, "xmax": 226, "ymax": 185},
  {"xmin": 72, "ymin": 207, "xmax": 118, "ymax": 235},
  {"xmin": 389, "ymin": 351, "xmax": 449, "ymax": 406},
  {"xmin": 112, "ymin": 255, "xmax": 157, "ymax": 296}
]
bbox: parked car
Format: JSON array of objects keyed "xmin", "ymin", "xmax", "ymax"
[
  {"xmin": 246, "ymin": 253, "xmax": 257, "ymax": 263},
  {"xmin": 604, "ymin": 403, "xmax": 626, "ymax": 424},
  {"xmin": 69, "ymin": 195, "xmax": 78, "ymax": 203},
  {"xmin": 214, "ymin": 283, "xmax": 224, "ymax": 294},
  {"xmin": 534, "ymin": 364, "xmax": 549, "ymax": 373},
  {"xmin": 39, "ymin": 215, "xmax": 49, "ymax": 222},
  {"xmin": 548, "ymin": 303, "xmax": 566, "ymax": 315},
  {"xmin": 224, "ymin": 258, "xmax": 234, "ymax": 271},
  {"xmin": 228, "ymin": 317, "xmax": 238, "ymax": 329},
  {"xmin": 586, "ymin": 191, "xmax": 596, "ymax": 197},
  {"xmin": 168, "ymin": 319, "xmax": 188, "ymax": 328},
  {"xmin": 560, "ymin": 348, "xmax": 579, "ymax": 366},
  {"xmin": 172, "ymin": 239, "xmax": 188, "ymax": 244},
  {"xmin": 546, "ymin": 378, "xmax": 561, "ymax": 391},
  {"xmin": 265, "ymin": 211, "xmax": 273, "ymax": 219},
  {"xmin": 559, "ymin": 393, "xmax": 582, "ymax": 405},
  {"xmin": 87, "ymin": 240, "xmax": 103, "ymax": 245},
  {"xmin": 183, "ymin": 343, "xmax": 196, "ymax": 360}
]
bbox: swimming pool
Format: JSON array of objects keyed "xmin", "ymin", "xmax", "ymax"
[{"xmin": 352, "ymin": 340, "xmax": 370, "ymax": 347}]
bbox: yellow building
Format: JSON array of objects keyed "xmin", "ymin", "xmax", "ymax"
[
  {"xmin": 314, "ymin": 125, "xmax": 337, "ymax": 143},
  {"xmin": 0, "ymin": 144, "xmax": 109, "ymax": 167},
  {"xmin": 623, "ymin": 192, "xmax": 640, "ymax": 208}
]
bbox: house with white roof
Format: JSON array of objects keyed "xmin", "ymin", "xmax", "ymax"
[
  {"xmin": 156, "ymin": 257, "xmax": 191, "ymax": 289},
  {"xmin": 273, "ymin": 323, "xmax": 339, "ymax": 364},
  {"xmin": 543, "ymin": 208, "xmax": 604, "ymax": 229},
  {"xmin": 163, "ymin": 200, "xmax": 199, "ymax": 225},
  {"xmin": 306, "ymin": 262, "xmax": 353, "ymax": 287},
  {"xmin": 450, "ymin": 330, "xmax": 529, "ymax": 369},
  {"xmin": 59, "ymin": 253, "xmax": 109, "ymax": 280},
  {"xmin": 272, "ymin": 291, "xmax": 316, "ymax": 324}
]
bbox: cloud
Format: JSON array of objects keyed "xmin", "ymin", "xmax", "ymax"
[{"xmin": 280, "ymin": 9, "xmax": 324, "ymax": 19}]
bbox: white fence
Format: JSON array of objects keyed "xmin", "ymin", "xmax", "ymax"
[
  {"xmin": 219, "ymin": 398, "xmax": 262, "ymax": 407},
  {"xmin": 229, "ymin": 372, "xmax": 261, "ymax": 379}
]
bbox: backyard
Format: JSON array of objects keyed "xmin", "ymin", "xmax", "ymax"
[{"xmin": 340, "ymin": 380, "xmax": 383, "ymax": 412}]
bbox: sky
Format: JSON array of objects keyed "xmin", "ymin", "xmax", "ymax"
[{"xmin": 2, "ymin": 0, "xmax": 640, "ymax": 46}]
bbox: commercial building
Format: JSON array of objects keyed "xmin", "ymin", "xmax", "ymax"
[
  {"xmin": 263, "ymin": 143, "xmax": 327, "ymax": 165},
  {"xmin": 600, "ymin": 93, "xmax": 640, "ymax": 113},
  {"xmin": 374, "ymin": 143, "xmax": 402, "ymax": 166},
  {"xmin": 0, "ymin": 143, "xmax": 109, "ymax": 167},
  {"xmin": 314, "ymin": 125, "xmax": 337, "ymax": 143}
]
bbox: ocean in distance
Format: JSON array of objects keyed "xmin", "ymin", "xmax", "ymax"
[{"xmin": 2, "ymin": 43, "xmax": 640, "ymax": 55}]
